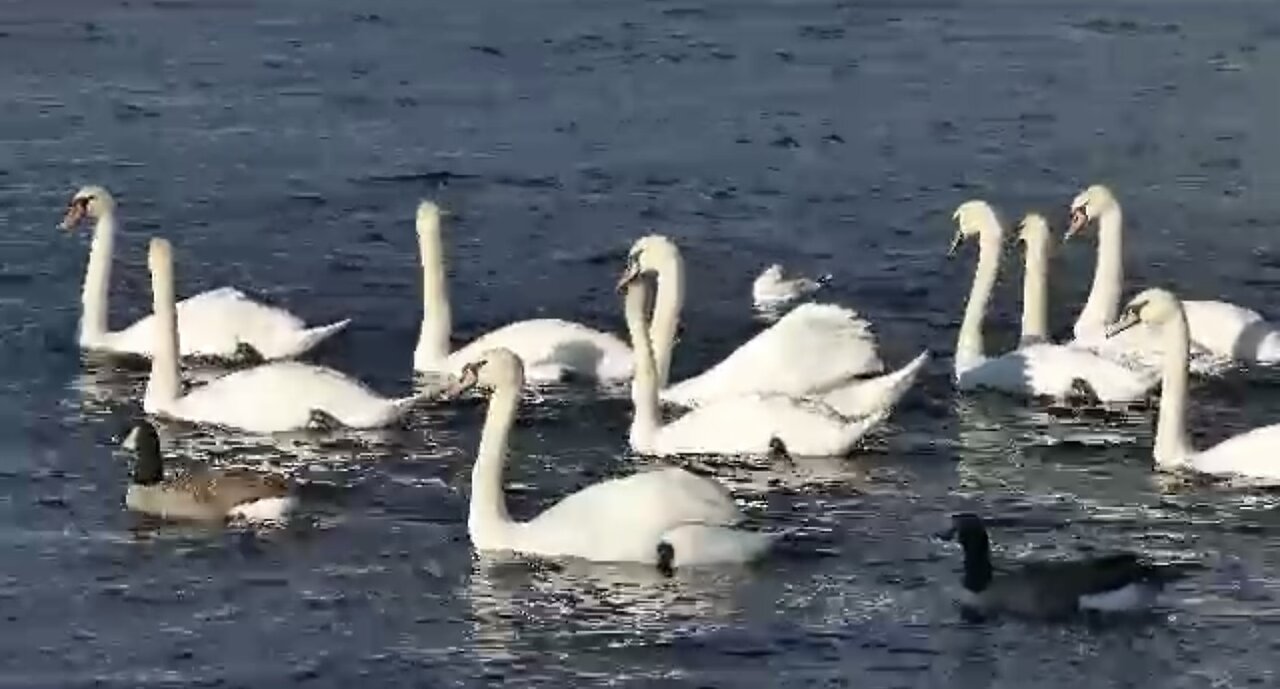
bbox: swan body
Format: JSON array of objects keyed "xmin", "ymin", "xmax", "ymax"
[
  {"xmin": 411, "ymin": 202, "xmax": 632, "ymax": 384},
  {"xmin": 621, "ymin": 235, "xmax": 884, "ymax": 407},
  {"xmin": 1110, "ymin": 288, "xmax": 1280, "ymax": 482},
  {"xmin": 123, "ymin": 421, "xmax": 297, "ymax": 524},
  {"xmin": 949, "ymin": 202, "xmax": 1157, "ymax": 402},
  {"xmin": 751, "ymin": 263, "xmax": 828, "ymax": 309},
  {"xmin": 143, "ymin": 238, "xmax": 424, "ymax": 433},
  {"xmin": 623, "ymin": 274, "xmax": 890, "ymax": 456},
  {"xmin": 61, "ymin": 186, "xmax": 348, "ymax": 360},
  {"xmin": 1067, "ymin": 184, "xmax": 1275, "ymax": 369},
  {"xmin": 446, "ymin": 348, "xmax": 775, "ymax": 569}
]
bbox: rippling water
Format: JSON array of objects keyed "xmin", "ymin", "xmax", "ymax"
[{"xmin": 3, "ymin": 0, "xmax": 1280, "ymax": 686}]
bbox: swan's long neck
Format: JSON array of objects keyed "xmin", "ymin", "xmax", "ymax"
[
  {"xmin": 624, "ymin": 278, "xmax": 662, "ymax": 451},
  {"xmin": 80, "ymin": 211, "xmax": 116, "ymax": 344},
  {"xmin": 470, "ymin": 369, "xmax": 519, "ymax": 545},
  {"xmin": 956, "ymin": 227, "xmax": 1002, "ymax": 366},
  {"xmin": 1154, "ymin": 306, "xmax": 1194, "ymax": 467},
  {"xmin": 414, "ymin": 213, "xmax": 452, "ymax": 369},
  {"xmin": 1020, "ymin": 238, "xmax": 1050, "ymax": 345},
  {"xmin": 144, "ymin": 245, "xmax": 181, "ymax": 410},
  {"xmin": 648, "ymin": 248, "xmax": 685, "ymax": 389},
  {"xmin": 1075, "ymin": 208, "xmax": 1123, "ymax": 339}
]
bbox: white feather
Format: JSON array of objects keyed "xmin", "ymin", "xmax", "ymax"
[
  {"xmin": 144, "ymin": 239, "xmax": 422, "ymax": 433},
  {"xmin": 951, "ymin": 201, "xmax": 1157, "ymax": 402},
  {"xmin": 68, "ymin": 186, "xmax": 347, "ymax": 360},
  {"xmin": 412, "ymin": 202, "xmax": 632, "ymax": 384},
  {"xmin": 1078, "ymin": 583, "xmax": 1157, "ymax": 612},
  {"xmin": 227, "ymin": 496, "xmax": 298, "ymax": 525},
  {"xmin": 751, "ymin": 264, "xmax": 826, "ymax": 309},
  {"xmin": 460, "ymin": 349, "xmax": 773, "ymax": 567}
]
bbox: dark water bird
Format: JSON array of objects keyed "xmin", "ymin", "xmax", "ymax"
[
  {"xmin": 123, "ymin": 420, "xmax": 297, "ymax": 524},
  {"xmin": 937, "ymin": 513, "xmax": 1186, "ymax": 621}
]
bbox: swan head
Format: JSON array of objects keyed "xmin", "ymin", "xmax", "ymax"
[
  {"xmin": 416, "ymin": 201, "xmax": 450, "ymax": 234},
  {"xmin": 618, "ymin": 235, "xmax": 679, "ymax": 289},
  {"xmin": 949, "ymin": 200, "xmax": 1001, "ymax": 256},
  {"xmin": 1016, "ymin": 213, "xmax": 1052, "ymax": 251},
  {"xmin": 60, "ymin": 185, "xmax": 116, "ymax": 231},
  {"xmin": 442, "ymin": 348, "xmax": 524, "ymax": 399},
  {"xmin": 1067, "ymin": 184, "xmax": 1117, "ymax": 240},
  {"xmin": 1106, "ymin": 288, "xmax": 1181, "ymax": 338},
  {"xmin": 148, "ymin": 237, "xmax": 173, "ymax": 274}
]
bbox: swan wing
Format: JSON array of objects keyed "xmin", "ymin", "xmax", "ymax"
[
  {"xmin": 654, "ymin": 394, "xmax": 882, "ymax": 456},
  {"xmin": 819, "ymin": 350, "xmax": 929, "ymax": 417},
  {"xmin": 1182, "ymin": 299, "xmax": 1280, "ymax": 363},
  {"xmin": 1193, "ymin": 424, "xmax": 1280, "ymax": 482},
  {"xmin": 516, "ymin": 468, "xmax": 743, "ymax": 563},
  {"xmin": 167, "ymin": 361, "xmax": 416, "ymax": 432},
  {"xmin": 446, "ymin": 319, "xmax": 633, "ymax": 383},
  {"xmin": 112, "ymin": 287, "xmax": 347, "ymax": 360},
  {"xmin": 664, "ymin": 303, "xmax": 883, "ymax": 406}
]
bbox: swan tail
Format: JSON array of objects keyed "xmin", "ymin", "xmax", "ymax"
[
  {"xmin": 287, "ymin": 319, "xmax": 351, "ymax": 357},
  {"xmin": 821, "ymin": 350, "xmax": 930, "ymax": 418}
]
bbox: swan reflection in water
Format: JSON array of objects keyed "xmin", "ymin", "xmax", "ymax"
[{"xmin": 460, "ymin": 554, "xmax": 752, "ymax": 668}]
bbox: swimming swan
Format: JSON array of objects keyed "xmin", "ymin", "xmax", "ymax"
[
  {"xmin": 620, "ymin": 235, "xmax": 905, "ymax": 409},
  {"xmin": 411, "ymin": 201, "xmax": 633, "ymax": 384},
  {"xmin": 752, "ymin": 263, "xmax": 828, "ymax": 310},
  {"xmin": 61, "ymin": 185, "xmax": 349, "ymax": 361},
  {"xmin": 122, "ymin": 420, "xmax": 297, "ymax": 524},
  {"xmin": 1108, "ymin": 288, "xmax": 1280, "ymax": 482},
  {"xmin": 622, "ymin": 273, "xmax": 892, "ymax": 456},
  {"xmin": 442, "ymin": 347, "xmax": 776, "ymax": 570},
  {"xmin": 143, "ymin": 238, "xmax": 425, "ymax": 433},
  {"xmin": 1067, "ymin": 184, "xmax": 1275, "ymax": 368},
  {"xmin": 949, "ymin": 201, "xmax": 1157, "ymax": 402}
]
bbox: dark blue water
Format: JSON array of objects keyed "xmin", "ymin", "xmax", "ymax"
[{"xmin": 3, "ymin": 0, "xmax": 1280, "ymax": 686}]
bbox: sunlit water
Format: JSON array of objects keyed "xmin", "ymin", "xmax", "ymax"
[{"xmin": 3, "ymin": 0, "xmax": 1280, "ymax": 686}]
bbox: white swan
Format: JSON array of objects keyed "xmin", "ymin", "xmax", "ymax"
[
  {"xmin": 61, "ymin": 185, "xmax": 349, "ymax": 360},
  {"xmin": 620, "ymin": 235, "xmax": 893, "ymax": 408},
  {"xmin": 949, "ymin": 201, "xmax": 1157, "ymax": 402},
  {"xmin": 1108, "ymin": 288, "xmax": 1280, "ymax": 482},
  {"xmin": 442, "ymin": 347, "xmax": 776, "ymax": 570},
  {"xmin": 623, "ymin": 273, "xmax": 893, "ymax": 456},
  {"xmin": 143, "ymin": 238, "xmax": 425, "ymax": 433},
  {"xmin": 752, "ymin": 263, "xmax": 828, "ymax": 310},
  {"xmin": 1067, "ymin": 184, "xmax": 1276, "ymax": 367},
  {"xmin": 411, "ymin": 201, "xmax": 633, "ymax": 384}
]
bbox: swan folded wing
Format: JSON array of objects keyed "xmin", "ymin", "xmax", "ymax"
[
  {"xmin": 112, "ymin": 287, "xmax": 316, "ymax": 359},
  {"xmin": 508, "ymin": 468, "xmax": 744, "ymax": 563},
  {"xmin": 1181, "ymin": 300, "xmax": 1280, "ymax": 363},
  {"xmin": 655, "ymin": 394, "xmax": 882, "ymax": 456},
  {"xmin": 446, "ymin": 318, "xmax": 633, "ymax": 383},
  {"xmin": 1075, "ymin": 318, "xmax": 1233, "ymax": 376},
  {"xmin": 167, "ymin": 361, "xmax": 409, "ymax": 432},
  {"xmin": 1191, "ymin": 425, "xmax": 1280, "ymax": 482},
  {"xmin": 663, "ymin": 304, "xmax": 883, "ymax": 406}
]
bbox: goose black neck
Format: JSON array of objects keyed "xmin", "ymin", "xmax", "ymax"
[
  {"xmin": 959, "ymin": 529, "xmax": 993, "ymax": 592},
  {"xmin": 131, "ymin": 426, "xmax": 164, "ymax": 485}
]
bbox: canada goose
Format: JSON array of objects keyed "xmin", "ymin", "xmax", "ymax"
[
  {"xmin": 937, "ymin": 513, "xmax": 1182, "ymax": 621},
  {"xmin": 123, "ymin": 420, "xmax": 297, "ymax": 524}
]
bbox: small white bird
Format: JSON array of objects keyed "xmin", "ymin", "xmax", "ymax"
[{"xmin": 751, "ymin": 264, "xmax": 830, "ymax": 311}]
